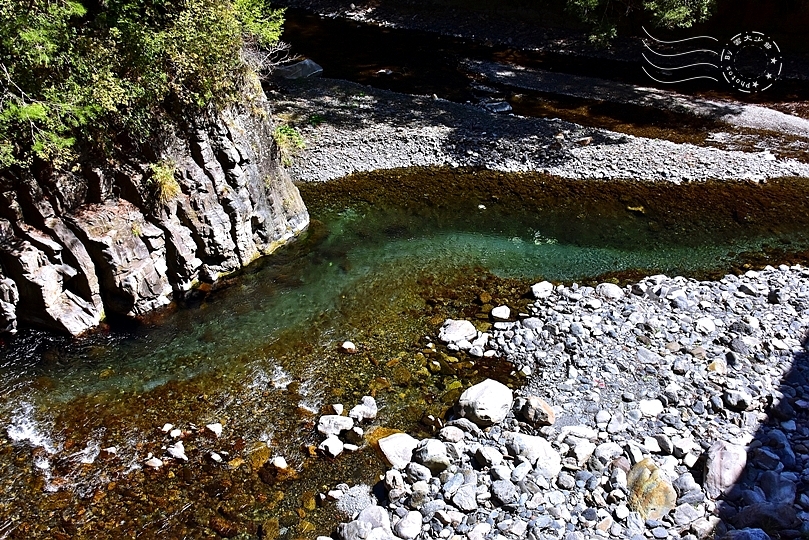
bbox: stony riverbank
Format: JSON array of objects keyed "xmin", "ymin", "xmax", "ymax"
[
  {"xmin": 269, "ymin": 77, "xmax": 809, "ymax": 183},
  {"xmin": 318, "ymin": 264, "xmax": 809, "ymax": 540}
]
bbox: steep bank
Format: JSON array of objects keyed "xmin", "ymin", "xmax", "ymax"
[{"xmin": 0, "ymin": 95, "xmax": 309, "ymax": 336}]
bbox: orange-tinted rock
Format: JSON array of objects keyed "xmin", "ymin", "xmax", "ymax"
[{"xmin": 627, "ymin": 458, "xmax": 677, "ymax": 520}]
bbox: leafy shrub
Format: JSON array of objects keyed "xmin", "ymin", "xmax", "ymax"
[
  {"xmin": 0, "ymin": 0, "xmax": 285, "ymax": 171},
  {"xmin": 565, "ymin": 0, "xmax": 716, "ymax": 43}
]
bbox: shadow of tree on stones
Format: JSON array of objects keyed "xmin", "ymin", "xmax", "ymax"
[{"xmin": 708, "ymin": 324, "xmax": 809, "ymax": 539}]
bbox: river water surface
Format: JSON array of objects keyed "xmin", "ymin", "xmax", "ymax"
[{"xmin": 2, "ymin": 169, "xmax": 809, "ymax": 538}]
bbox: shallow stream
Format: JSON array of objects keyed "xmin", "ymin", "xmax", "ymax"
[{"xmin": 2, "ymin": 169, "xmax": 809, "ymax": 538}]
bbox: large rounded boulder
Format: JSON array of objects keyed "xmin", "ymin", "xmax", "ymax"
[{"xmin": 457, "ymin": 378, "xmax": 513, "ymax": 427}]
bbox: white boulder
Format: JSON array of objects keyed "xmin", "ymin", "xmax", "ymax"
[
  {"xmin": 457, "ymin": 378, "xmax": 513, "ymax": 427},
  {"xmin": 438, "ymin": 319, "xmax": 477, "ymax": 343}
]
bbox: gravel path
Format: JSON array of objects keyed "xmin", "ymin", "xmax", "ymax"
[
  {"xmin": 320, "ymin": 265, "xmax": 809, "ymax": 540},
  {"xmin": 271, "ymin": 77, "xmax": 809, "ymax": 183}
]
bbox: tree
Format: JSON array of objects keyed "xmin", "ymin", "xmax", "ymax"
[
  {"xmin": 0, "ymin": 0, "xmax": 285, "ymax": 172},
  {"xmin": 565, "ymin": 0, "xmax": 716, "ymax": 43}
]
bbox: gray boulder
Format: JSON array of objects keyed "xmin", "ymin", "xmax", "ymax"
[
  {"xmin": 412, "ymin": 438, "xmax": 451, "ymax": 474},
  {"xmin": 275, "ymin": 59, "xmax": 323, "ymax": 79},
  {"xmin": 705, "ymin": 441, "xmax": 747, "ymax": 499}
]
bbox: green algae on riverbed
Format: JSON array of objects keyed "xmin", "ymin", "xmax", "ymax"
[{"xmin": 3, "ymin": 169, "xmax": 809, "ymax": 538}]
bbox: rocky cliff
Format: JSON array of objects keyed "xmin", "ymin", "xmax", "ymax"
[{"xmin": 0, "ymin": 96, "xmax": 309, "ymax": 336}]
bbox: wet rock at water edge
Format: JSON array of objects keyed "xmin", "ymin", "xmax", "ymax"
[
  {"xmin": 378, "ymin": 433, "xmax": 419, "ymax": 469},
  {"xmin": 438, "ymin": 319, "xmax": 477, "ymax": 343},
  {"xmin": 349, "ymin": 396, "xmax": 378, "ymax": 422},
  {"xmin": 318, "ymin": 415, "xmax": 354, "ymax": 437},
  {"xmin": 456, "ymin": 378, "xmax": 513, "ymax": 426},
  {"xmin": 483, "ymin": 101, "xmax": 513, "ymax": 113},
  {"xmin": 144, "ymin": 456, "xmax": 163, "ymax": 469},
  {"xmin": 275, "ymin": 58, "xmax": 324, "ymax": 79},
  {"xmin": 166, "ymin": 441, "xmax": 188, "ymax": 461},
  {"xmin": 596, "ymin": 282, "xmax": 624, "ymax": 300},
  {"xmin": 319, "ymin": 435, "xmax": 344, "ymax": 458},
  {"xmin": 531, "ymin": 281, "xmax": 554, "ymax": 299}
]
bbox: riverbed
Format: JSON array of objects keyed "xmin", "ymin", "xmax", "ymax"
[{"xmin": 2, "ymin": 169, "xmax": 809, "ymax": 538}]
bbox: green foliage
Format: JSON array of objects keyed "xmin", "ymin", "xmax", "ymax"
[
  {"xmin": 564, "ymin": 0, "xmax": 716, "ymax": 43},
  {"xmin": 0, "ymin": 0, "xmax": 285, "ymax": 171},
  {"xmin": 308, "ymin": 114, "xmax": 326, "ymax": 126},
  {"xmin": 273, "ymin": 124, "xmax": 305, "ymax": 166},
  {"xmin": 235, "ymin": 0, "xmax": 285, "ymax": 48},
  {"xmin": 148, "ymin": 159, "xmax": 180, "ymax": 205}
]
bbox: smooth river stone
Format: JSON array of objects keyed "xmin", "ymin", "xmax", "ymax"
[
  {"xmin": 704, "ymin": 441, "xmax": 747, "ymax": 499},
  {"xmin": 378, "ymin": 433, "xmax": 419, "ymax": 469},
  {"xmin": 317, "ymin": 415, "xmax": 354, "ymax": 437},
  {"xmin": 457, "ymin": 378, "xmax": 513, "ymax": 427},
  {"xmin": 438, "ymin": 319, "xmax": 477, "ymax": 343}
]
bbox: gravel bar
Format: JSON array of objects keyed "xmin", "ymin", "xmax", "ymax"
[
  {"xmin": 320, "ymin": 266, "xmax": 809, "ymax": 540},
  {"xmin": 271, "ymin": 77, "xmax": 809, "ymax": 183}
]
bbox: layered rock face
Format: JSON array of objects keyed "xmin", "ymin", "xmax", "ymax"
[{"xmin": 0, "ymin": 99, "xmax": 309, "ymax": 335}]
